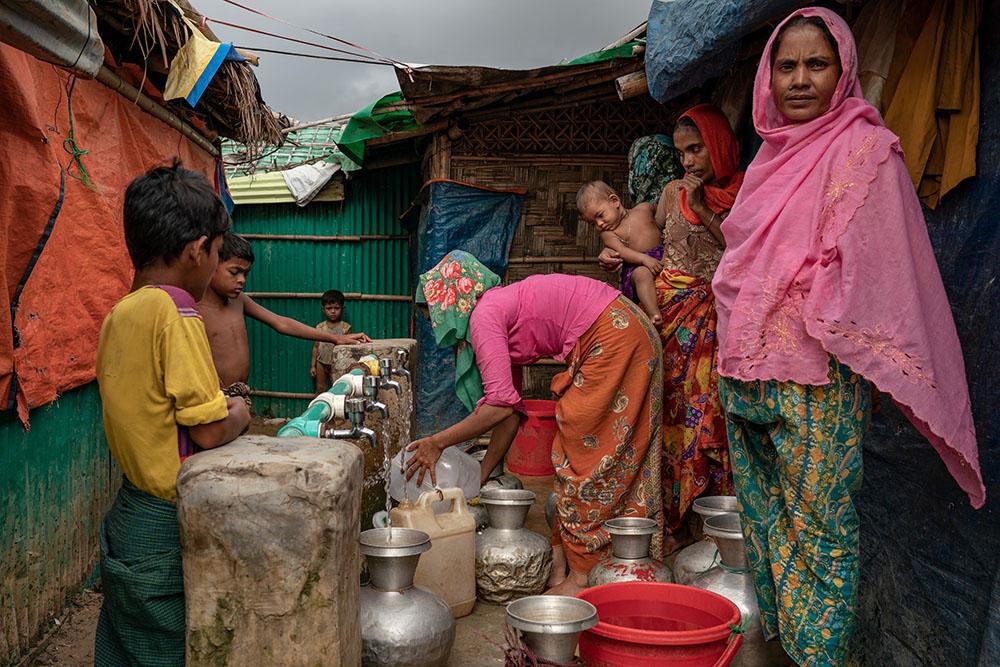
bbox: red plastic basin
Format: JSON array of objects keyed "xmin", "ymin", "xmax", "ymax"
[
  {"xmin": 578, "ymin": 582, "xmax": 743, "ymax": 666},
  {"xmin": 507, "ymin": 399, "xmax": 557, "ymax": 476}
]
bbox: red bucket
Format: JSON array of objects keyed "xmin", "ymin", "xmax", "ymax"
[
  {"xmin": 506, "ymin": 399, "xmax": 557, "ymax": 476},
  {"xmin": 578, "ymin": 582, "xmax": 743, "ymax": 666}
]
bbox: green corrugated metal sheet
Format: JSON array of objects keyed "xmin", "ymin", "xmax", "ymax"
[
  {"xmin": 0, "ymin": 382, "xmax": 116, "ymax": 665},
  {"xmin": 234, "ymin": 163, "xmax": 420, "ymax": 416}
]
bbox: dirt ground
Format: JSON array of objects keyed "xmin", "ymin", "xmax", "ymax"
[{"xmin": 22, "ymin": 474, "xmax": 555, "ymax": 667}]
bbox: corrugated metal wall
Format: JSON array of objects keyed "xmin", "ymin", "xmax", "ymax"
[
  {"xmin": 0, "ymin": 382, "xmax": 116, "ymax": 665},
  {"xmin": 234, "ymin": 163, "xmax": 421, "ymax": 416}
]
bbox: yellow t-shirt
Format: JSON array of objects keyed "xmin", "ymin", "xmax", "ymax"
[{"xmin": 96, "ymin": 285, "xmax": 228, "ymax": 501}]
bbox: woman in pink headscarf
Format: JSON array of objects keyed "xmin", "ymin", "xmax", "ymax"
[{"xmin": 712, "ymin": 8, "xmax": 985, "ymax": 665}]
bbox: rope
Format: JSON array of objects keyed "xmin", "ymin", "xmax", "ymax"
[
  {"xmin": 62, "ymin": 76, "xmax": 94, "ymax": 188},
  {"xmin": 207, "ymin": 17, "xmax": 385, "ymax": 62},
  {"xmin": 233, "ymin": 46, "xmax": 394, "ymax": 65},
  {"xmin": 719, "ymin": 562, "xmax": 752, "ymax": 575},
  {"xmin": 217, "ymin": 0, "xmax": 412, "ymax": 75}
]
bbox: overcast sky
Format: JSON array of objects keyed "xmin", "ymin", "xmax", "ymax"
[{"xmin": 200, "ymin": 0, "xmax": 654, "ymax": 123}]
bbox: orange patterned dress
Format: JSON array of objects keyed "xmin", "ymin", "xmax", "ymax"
[{"xmin": 656, "ymin": 182, "xmax": 734, "ymax": 537}]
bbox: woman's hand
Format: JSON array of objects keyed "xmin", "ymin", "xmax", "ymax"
[
  {"xmin": 597, "ymin": 247, "xmax": 623, "ymax": 272},
  {"xmin": 405, "ymin": 435, "xmax": 444, "ymax": 486},
  {"xmin": 679, "ymin": 174, "xmax": 707, "ymax": 214}
]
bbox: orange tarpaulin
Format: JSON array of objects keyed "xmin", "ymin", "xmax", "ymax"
[{"xmin": 0, "ymin": 43, "xmax": 217, "ymax": 425}]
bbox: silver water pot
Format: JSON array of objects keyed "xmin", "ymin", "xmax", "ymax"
[
  {"xmin": 587, "ymin": 517, "xmax": 673, "ymax": 587},
  {"xmin": 673, "ymin": 495, "xmax": 739, "ymax": 584},
  {"xmin": 475, "ymin": 488, "xmax": 552, "ymax": 603},
  {"xmin": 692, "ymin": 513, "xmax": 787, "ymax": 667},
  {"xmin": 360, "ymin": 528, "xmax": 455, "ymax": 666}
]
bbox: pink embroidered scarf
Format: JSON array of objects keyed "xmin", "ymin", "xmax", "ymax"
[{"xmin": 712, "ymin": 7, "xmax": 984, "ymax": 508}]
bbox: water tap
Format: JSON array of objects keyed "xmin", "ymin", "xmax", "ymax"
[
  {"xmin": 378, "ymin": 357, "xmax": 402, "ymax": 396},
  {"xmin": 362, "ymin": 375, "xmax": 389, "ymax": 418},
  {"xmin": 328, "ymin": 397, "xmax": 377, "ymax": 448},
  {"xmin": 392, "ymin": 348, "xmax": 411, "ymax": 380}
]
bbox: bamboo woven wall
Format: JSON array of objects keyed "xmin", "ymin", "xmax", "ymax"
[{"xmin": 445, "ymin": 96, "xmax": 676, "ymax": 398}]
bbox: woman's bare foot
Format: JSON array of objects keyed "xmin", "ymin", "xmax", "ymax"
[
  {"xmin": 547, "ymin": 544, "xmax": 568, "ymax": 588},
  {"xmin": 544, "ymin": 570, "xmax": 588, "ymax": 597}
]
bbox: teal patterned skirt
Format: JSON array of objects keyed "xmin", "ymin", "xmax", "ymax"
[{"xmin": 718, "ymin": 358, "xmax": 871, "ymax": 667}]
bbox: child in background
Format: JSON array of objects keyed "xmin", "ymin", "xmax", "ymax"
[
  {"xmin": 577, "ymin": 180, "xmax": 665, "ymax": 325},
  {"xmin": 199, "ymin": 233, "xmax": 370, "ymax": 404},
  {"xmin": 311, "ymin": 289, "xmax": 352, "ymax": 392},
  {"xmin": 95, "ymin": 162, "xmax": 250, "ymax": 666}
]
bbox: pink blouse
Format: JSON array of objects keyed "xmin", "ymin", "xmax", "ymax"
[{"xmin": 469, "ymin": 274, "xmax": 620, "ymax": 412}]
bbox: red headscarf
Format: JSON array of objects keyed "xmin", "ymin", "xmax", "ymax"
[{"xmin": 677, "ymin": 103, "xmax": 745, "ymax": 224}]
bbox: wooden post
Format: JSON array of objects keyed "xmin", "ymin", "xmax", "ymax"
[{"xmin": 616, "ymin": 71, "xmax": 649, "ymax": 101}]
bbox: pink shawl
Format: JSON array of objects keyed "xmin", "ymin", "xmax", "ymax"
[{"xmin": 712, "ymin": 8, "xmax": 985, "ymax": 508}]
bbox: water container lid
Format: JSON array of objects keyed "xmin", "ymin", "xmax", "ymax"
[
  {"xmin": 702, "ymin": 512, "xmax": 743, "ymax": 539},
  {"xmin": 603, "ymin": 517, "xmax": 657, "ymax": 536},
  {"xmin": 692, "ymin": 495, "xmax": 739, "ymax": 516},
  {"xmin": 480, "ymin": 488, "xmax": 535, "ymax": 506},
  {"xmin": 359, "ymin": 528, "xmax": 430, "ymax": 557},
  {"xmin": 506, "ymin": 596, "xmax": 598, "ymax": 634}
]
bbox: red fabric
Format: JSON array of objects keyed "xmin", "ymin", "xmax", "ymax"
[
  {"xmin": 677, "ymin": 104, "xmax": 745, "ymax": 224},
  {"xmin": 0, "ymin": 44, "xmax": 216, "ymax": 425}
]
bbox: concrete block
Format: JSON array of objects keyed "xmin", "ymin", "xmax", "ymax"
[{"xmin": 177, "ymin": 435, "xmax": 363, "ymax": 666}]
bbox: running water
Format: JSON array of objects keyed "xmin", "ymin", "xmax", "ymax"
[
  {"xmin": 397, "ymin": 382, "xmax": 414, "ymax": 502},
  {"xmin": 381, "ymin": 419, "xmax": 393, "ymax": 542}
]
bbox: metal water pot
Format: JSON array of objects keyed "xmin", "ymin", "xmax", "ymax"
[
  {"xmin": 673, "ymin": 495, "xmax": 739, "ymax": 584},
  {"xmin": 475, "ymin": 488, "xmax": 552, "ymax": 603},
  {"xmin": 506, "ymin": 596, "xmax": 598, "ymax": 664},
  {"xmin": 692, "ymin": 513, "xmax": 787, "ymax": 666},
  {"xmin": 544, "ymin": 491, "xmax": 557, "ymax": 530},
  {"xmin": 360, "ymin": 528, "xmax": 455, "ymax": 666},
  {"xmin": 587, "ymin": 517, "xmax": 673, "ymax": 587}
]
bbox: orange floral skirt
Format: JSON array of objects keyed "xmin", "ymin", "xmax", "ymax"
[
  {"xmin": 655, "ymin": 270, "xmax": 733, "ymax": 536},
  {"xmin": 549, "ymin": 296, "xmax": 664, "ymax": 573}
]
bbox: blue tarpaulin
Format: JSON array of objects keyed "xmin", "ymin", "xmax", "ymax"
[
  {"xmin": 645, "ymin": 0, "xmax": 802, "ymax": 103},
  {"xmin": 410, "ymin": 180, "xmax": 524, "ymax": 437},
  {"xmin": 644, "ymin": 2, "xmax": 998, "ymax": 664}
]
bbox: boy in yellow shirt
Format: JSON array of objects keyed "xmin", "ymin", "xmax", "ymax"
[{"xmin": 94, "ymin": 162, "xmax": 250, "ymax": 666}]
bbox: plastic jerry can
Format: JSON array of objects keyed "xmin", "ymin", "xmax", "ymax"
[{"xmin": 389, "ymin": 487, "xmax": 477, "ymax": 617}]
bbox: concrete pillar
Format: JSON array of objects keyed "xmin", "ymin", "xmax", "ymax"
[{"xmin": 177, "ymin": 435, "xmax": 363, "ymax": 666}]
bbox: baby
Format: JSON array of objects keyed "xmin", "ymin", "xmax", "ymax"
[{"xmin": 577, "ymin": 180, "xmax": 664, "ymax": 325}]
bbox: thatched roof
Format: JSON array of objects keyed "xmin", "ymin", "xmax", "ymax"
[{"xmin": 92, "ymin": 0, "xmax": 284, "ymax": 148}]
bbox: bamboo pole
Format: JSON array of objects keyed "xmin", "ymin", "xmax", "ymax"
[
  {"xmin": 250, "ymin": 389, "xmax": 315, "ymax": 400},
  {"xmin": 616, "ymin": 71, "xmax": 649, "ymax": 101},
  {"xmin": 245, "ymin": 292, "xmax": 412, "ymax": 302},
  {"xmin": 281, "ymin": 113, "xmax": 354, "ymax": 135},
  {"xmin": 603, "ymin": 22, "xmax": 648, "ymax": 50},
  {"xmin": 240, "ymin": 234, "xmax": 409, "ymax": 242},
  {"xmin": 96, "ymin": 66, "xmax": 219, "ymax": 157}
]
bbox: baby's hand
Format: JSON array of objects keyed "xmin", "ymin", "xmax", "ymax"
[
  {"xmin": 334, "ymin": 333, "xmax": 372, "ymax": 345},
  {"xmin": 643, "ymin": 257, "xmax": 663, "ymax": 274}
]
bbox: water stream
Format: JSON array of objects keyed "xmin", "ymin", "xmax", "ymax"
[
  {"xmin": 397, "ymin": 384, "xmax": 413, "ymax": 502},
  {"xmin": 381, "ymin": 418, "xmax": 393, "ymax": 541}
]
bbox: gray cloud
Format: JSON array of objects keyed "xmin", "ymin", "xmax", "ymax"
[{"xmin": 202, "ymin": 0, "xmax": 652, "ymax": 121}]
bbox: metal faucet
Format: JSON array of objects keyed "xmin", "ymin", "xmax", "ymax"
[
  {"xmin": 379, "ymin": 358, "xmax": 401, "ymax": 396},
  {"xmin": 362, "ymin": 375, "xmax": 389, "ymax": 418},
  {"xmin": 327, "ymin": 397, "xmax": 376, "ymax": 448},
  {"xmin": 392, "ymin": 348, "xmax": 411, "ymax": 380}
]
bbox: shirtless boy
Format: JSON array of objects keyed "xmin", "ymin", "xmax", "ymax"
[
  {"xmin": 577, "ymin": 180, "xmax": 665, "ymax": 325},
  {"xmin": 199, "ymin": 232, "xmax": 371, "ymax": 401}
]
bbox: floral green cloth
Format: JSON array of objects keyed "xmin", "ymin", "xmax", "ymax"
[
  {"xmin": 628, "ymin": 134, "xmax": 683, "ymax": 205},
  {"xmin": 417, "ymin": 251, "xmax": 500, "ymax": 411}
]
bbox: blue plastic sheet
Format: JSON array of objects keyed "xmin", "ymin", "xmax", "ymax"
[
  {"xmin": 645, "ymin": 0, "xmax": 801, "ymax": 103},
  {"xmin": 411, "ymin": 180, "xmax": 524, "ymax": 437}
]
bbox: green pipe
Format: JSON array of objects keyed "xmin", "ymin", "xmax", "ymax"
[{"xmin": 277, "ymin": 367, "xmax": 369, "ymax": 437}]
